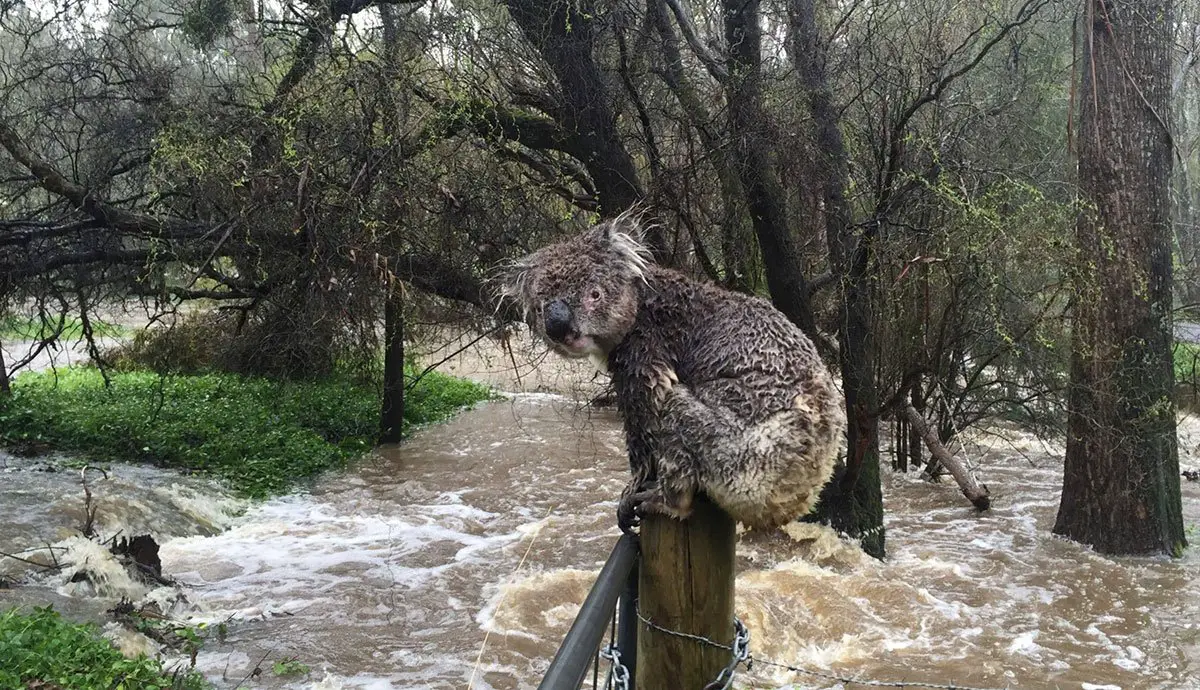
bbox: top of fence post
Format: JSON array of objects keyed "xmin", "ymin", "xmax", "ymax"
[{"xmin": 635, "ymin": 495, "xmax": 736, "ymax": 690}]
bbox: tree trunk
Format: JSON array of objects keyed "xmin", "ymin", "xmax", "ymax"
[
  {"xmin": 647, "ymin": 0, "xmax": 754, "ymax": 292},
  {"xmin": 379, "ymin": 287, "xmax": 405, "ymax": 444},
  {"xmin": 0, "ymin": 338, "xmax": 9, "ymax": 395},
  {"xmin": 909, "ymin": 386, "xmax": 925, "ymax": 470},
  {"xmin": 894, "ymin": 411, "xmax": 908, "ymax": 472},
  {"xmin": 722, "ymin": 0, "xmax": 819, "ymax": 340},
  {"xmin": 790, "ymin": 0, "xmax": 884, "ymax": 557},
  {"xmin": 503, "ymin": 0, "xmax": 664, "ymax": 255},
  {"xmin": 1054, "ymin": 0, "xmax": 1185, "ymax": 556},
  {"xmin": 905, "ymin": 405, "xmax": 991, "ymax": 510}
]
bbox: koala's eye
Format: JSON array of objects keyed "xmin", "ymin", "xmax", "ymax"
[{"xmin": 590, "ymin": 288, "xmax": 603, "ymax": 301}]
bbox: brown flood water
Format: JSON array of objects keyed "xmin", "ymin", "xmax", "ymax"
[
  {"xmin": 3, "ymin": 330, "xmax": 1200, "ymax": 690},
  {"xmin": 149, "ymin": 393, "xmax": 1200, "ymax": 690}
]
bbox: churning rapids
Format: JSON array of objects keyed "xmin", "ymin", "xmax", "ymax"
[{"xmin": 3, "ymin": 343, "xmax": 1200, "ymax": 689}]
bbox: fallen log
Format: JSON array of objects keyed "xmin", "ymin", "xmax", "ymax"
[{"xmin": 904, "ymin": 404, "xmax": 991, "ymax": 511}]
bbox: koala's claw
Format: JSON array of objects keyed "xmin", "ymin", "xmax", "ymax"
[
  {"xmin": 617, "ymin": 492, "xmax": 644, "ymax": 534},
  {"xmin": 617, "ymin": 486, "xmax": 669, "ymax": 535}
]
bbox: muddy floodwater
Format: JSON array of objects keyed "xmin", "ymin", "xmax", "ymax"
[{"xmin": 3, "ymin": 336, "xmax": 1200, "ymax": 690}]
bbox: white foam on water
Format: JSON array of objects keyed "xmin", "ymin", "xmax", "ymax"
[
  {"xmin": 491, "ymin": 390, "xmax": 577, "ymax": 404},
  {"xmin": 156, "ymin": 483, "xmax": 249, "ymax": 533},
  {"xmin": 101, "ymin": 621, "xmax": 160, "ymax": 659},
  {"xmin": 54, "ymin": 535, "xmax": 151, "ymax": 600},
  {"xmin": 305, "ymin": 672, "xmax": 407, "ymax": 690},
  {"xmin": 166, "ymin": 502, "xmax": 515, "ymax": 604},
  {"xmin": 1007, "ymin": 630, "xmax": 1043, "ymax": 657}
]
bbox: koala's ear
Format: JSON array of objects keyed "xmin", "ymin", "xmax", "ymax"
[
  {"xmin": 597, "ymin": 209, "xmax": 653, "ymax": 278},
  {"xmin": 491, "ymin": 255, "xmax": 537, "ymax": 320},
  {"xmin": 601, "ymin": 206, "xmax": 648, "ymax": 245}
]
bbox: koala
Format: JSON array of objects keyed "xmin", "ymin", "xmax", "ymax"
[{"xmin": 499, "ymin": 214, "xmax": 846, "ymax": 534}]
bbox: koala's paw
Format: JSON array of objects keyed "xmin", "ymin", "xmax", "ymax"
[
  {"xmin": 617, "ymin": 484, "xmax": 657, "ymax": 535},
  {"xmin": 617, "ymin": 484, "xmax": 694, "ymax": 534},
  {"xmin": 617, "ymin": 493, "xmax": 642, "ymax": 535}
]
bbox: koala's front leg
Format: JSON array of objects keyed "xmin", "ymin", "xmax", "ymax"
[
  {"xmin": 616, "ymin": 436, "xmax": 697, "ymax": 534},
  {"xmin": 616, "ymin": 476, "xmax": 698, "ymax": 534},
  {"xmin": 615, "ymin": 364, "xmax": 699, "ymax": 533}
]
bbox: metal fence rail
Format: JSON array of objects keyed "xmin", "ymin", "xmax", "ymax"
[{"xmin": 537, "ymin": 533, "xmax": 639, "ymax": 690}]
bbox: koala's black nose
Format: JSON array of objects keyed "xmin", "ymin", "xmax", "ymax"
[{"xmin": 544, "ymin": 299, "xmax": 572, "ymax": 341}]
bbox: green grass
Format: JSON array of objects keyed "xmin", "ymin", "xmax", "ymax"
[
  {"xmin": 0, "ymin": 314, "xmax": 129, "ymax": 341},
  {"xmin": 0, "ymin": 606, "xmax": 209, "ymax": 690},
  {"xmin": 0, "ymin": 365, "xmax": 493, "ymax": 498}
]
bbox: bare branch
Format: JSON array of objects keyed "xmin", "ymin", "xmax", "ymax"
[{"xmin": 662, "ymin": 0, "xmax": 729, "ymax": 82}]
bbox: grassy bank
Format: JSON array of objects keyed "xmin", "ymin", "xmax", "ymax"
[
  {"xmin": 0, "ymin": 365, "xmax": 493, "ymax": 498},
  {"xmin": 0, "ymin": 606, "xmax": 208, "ymax": 690}
]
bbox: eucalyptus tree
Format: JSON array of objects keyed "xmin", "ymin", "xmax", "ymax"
[{"xmin": 1054, "ymin": 0, "xmax": 1186, "ymax": 556}]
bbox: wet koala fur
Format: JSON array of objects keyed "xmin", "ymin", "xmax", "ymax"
[{"xmin": 500, "ymin": 216, "xmax": 846, "ymax": 534}]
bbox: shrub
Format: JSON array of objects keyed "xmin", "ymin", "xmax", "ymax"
[
  {"xmin": 106, "ymin": 311, "xmax": 238, "ymax": 375},
  {"xmin": 1176, "ymin": 342, "xmax": 1200, "ymax": 388},
  {"xmin": 0, "ymin": 605, "xmax": 209, "ymax": 690}
]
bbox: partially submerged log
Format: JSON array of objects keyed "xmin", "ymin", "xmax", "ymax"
[{"xmin": 904, "ymin": 404, "xmax": 991, "ymax": 511}]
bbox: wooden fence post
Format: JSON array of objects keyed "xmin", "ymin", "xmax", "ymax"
[{"xmin": 635, "ymin": 494, "xmax": 736, "ymax": 690}]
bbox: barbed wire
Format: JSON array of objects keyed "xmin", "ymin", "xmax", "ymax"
[
  {"xmin": 704, "ymin": 617, "xmax": 750, "ymax": 690},
  {"xmin": 635, "ymin": 601, "xmax": 1009, "ymax": 690}
]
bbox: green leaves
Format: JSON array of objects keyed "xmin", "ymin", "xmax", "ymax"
[
  {"xmin": 0, "ymin": 606, "xmax": 209, "ymax": 690},
  {"xmin": 272, "ymin": 657, "xmax": 311, "ymax": 677}
]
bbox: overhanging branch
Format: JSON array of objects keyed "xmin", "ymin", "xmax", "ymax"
[{"xmin": 0, "ymin": 119, "xmax": 205, "ymax": 239}]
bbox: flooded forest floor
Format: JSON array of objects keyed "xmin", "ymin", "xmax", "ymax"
[{"xmin": 2, "ymin": 325, "xmax": 1200, "ymax": 690}]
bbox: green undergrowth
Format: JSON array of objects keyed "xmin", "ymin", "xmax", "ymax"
[
  {"xmin": 0, "ymin": 606, "xmax": 209, "ymax": 690},
  {"xmin": 0, "ymin": 364, "xmax": 492, "ymax": 498},
  {"xmin": 1176, "ymin": 342, "xmax": 1200, "ymax": 387}
]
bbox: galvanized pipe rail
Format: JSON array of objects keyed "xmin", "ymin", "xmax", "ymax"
[{"xmin": 536, "ymin": 533, "xmax": 640, "ymax": 690}]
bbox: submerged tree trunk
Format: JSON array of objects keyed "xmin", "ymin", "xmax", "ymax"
[
  {"xmin": 1054, "ymin": 0, "xmax": 1185, "ymax": 556},
  {"xmin": 905, "ymin": 404, "xmax": 991, "ymax": 510},
  {"xmin": 790, "ymin": 0, "xmax": 884, "ymax": 557},
  {"xmin": 379, "ymin": 287, "xmax": 405, "ymax": 444}
]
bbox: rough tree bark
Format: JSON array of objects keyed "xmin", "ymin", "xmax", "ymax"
[
  {"xmin": 1054, "ymin": 0, "xmax": 1186, "ymax": 556},
  {"xmin": 790, "ymin": 0, "xmax": 885, "ymax": 557},
  {"xmin": 721, "ymin": 0, "xmax": 820, "ymax": 341}
]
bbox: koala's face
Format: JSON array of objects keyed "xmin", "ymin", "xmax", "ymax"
[{"xmin": 500, "ymin": 220, "xmax": 650, "ymax": 360}]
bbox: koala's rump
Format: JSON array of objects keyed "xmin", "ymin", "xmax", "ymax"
[{"xmin": 689, "ymin": 381, "xmax": 843, "ymax": 530}]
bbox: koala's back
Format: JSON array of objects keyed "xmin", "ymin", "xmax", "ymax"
[
  {"xmin": 638, "ymin": 268, "xmax": 832, "ymax": 420},
  {"xmin": 611, "ymin": 266, "xmax": 845, "ymax": 529}
]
